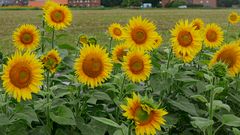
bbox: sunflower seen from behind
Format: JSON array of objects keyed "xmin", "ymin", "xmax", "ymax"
[
  {"xmin": 2, "ymin": 52, "xmax": 44, "ymax": 102},
  {"xmin": 122, "ymin": 50, "xmax": 152, "ymax": 83},
  {"xmin": 112, "ymin": 43, "xmax": 129, "ymax": 63},
  {"xmin": 209, "ymin": 40, "xmax": 240, "ymax": 76},
  {"xmin": 13, "ymin": 24, "xmax": 40, "ymax": 51},
  {"xmin": 108, "ymin": 23, "xmax": 124, "ymax": 40},
  {"xmin": 191, "ymin": 18, "xmax": 204, "ymax": 31},
  {"xmin": 228, "ymin": 12, "xmax": 239, "ymax": 24},
  {"xmin": 124, "ymin": 16, "xmax": 157, "ymax": 51},
  {"xmin": 171, "ymin": 20, "xmax": 202, "ymax": 63},
  {"xmin": 41, "ymin": 49, "xmax": 61, "ymax": 73},
  {"xmin": 204, "ymin": 23, "xmax": 224, "ymax": 48},
  {"xmin": 121, "ymin": 93, "xmax": 168, "ymax": 135},
  {"xmin": 44, "ymin": 5, "xmax": 72, "ymax": 30},
  {"xmin": 74, "ymin": 45, "xmax": 113, "ymax": 88}
]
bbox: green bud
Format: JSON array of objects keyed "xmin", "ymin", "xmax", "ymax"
[{"xmin": 211, "ymin": 62, "xmax": 228, "ymax": 78}]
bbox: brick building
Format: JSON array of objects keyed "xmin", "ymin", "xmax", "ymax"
[
  {"xmin": 162, "ymin": 0, "xmax": 217, "ymax": 8},
  {"xmin": 28, "ymin": 0, "xmax": 101, "ymax": 7}
]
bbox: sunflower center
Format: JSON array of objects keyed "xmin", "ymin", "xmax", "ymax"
[
  {"xmin": 230, "ymin": 15, "xmax": 237, "ymax": 21},
  {"xmin": 45, "ymin": 55, "xmax": 58, "ymax": 69},
  {"xmin": 193, "ymin": 23, "xmax": 200, "ymax": 30},
  {"xmin": 217, "ymin": 49, "xmax": 236, "ymax": 68},
  {"xmin": 177, "ymin": 31, "xmax": 193, "ymax": 47},
  {"xmin": 129, "ymin": 56, "xmax": 144, "ymax": 74},
  {"xmin": 9, "ymin": 63, "xmax": 32, "ymax": 89},
  {"xmin": 135, "ymin": 107, "xmax": 150, "ymax": 122},
  {"xmin": 131, "ymin": 28, "xmax": 147, "ymax": 44},
  {"xmin": 20, "ymin": 32, "xmax": 33, "ymax": 44},
  {"xmin": 51, "ymin": 10, "xmax": 65, "ymax": 23},
  {"xmin": 82, "ymin": 55, "xmax": 103, "ymax": 78},
  {"xmin": 206, "ymin": 30, "xmax": 217, "ymax": 42},
  {"xmin": 113, "ymin": 28, "xmax": 122, "ymax": 36},
  {"xmin": 117, "ymin": 48, "xmax": 128, "ymax": 62}
]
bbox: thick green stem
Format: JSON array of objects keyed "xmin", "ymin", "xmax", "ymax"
[
  {"xmin": 119, "ymin": 76, "xmax": 126, "ymax": 100},
  {"xmin": 167, "ymin": 48, "xmax": 173, "ymax": 69},
  {"xmin": 108, "ymin": 37, "xmax": 113, "ymax": 54},
  {"xmin": 51, "ymin": 28, "xmax": 55, "ymax": 49},
  {"xmin": 213, "ymin": 124, "xmax": 223, "ymax": 135},
  {"xmin": 46, "ymin": 71, "xmax": 51, "ymax": 132},
  {"xmin": 41, "ymin": 20, "xmax": 45, "ymax": 53},
  {"xmin": 208, "ymin": 77, "xmax": 215, "ymax": 135}
]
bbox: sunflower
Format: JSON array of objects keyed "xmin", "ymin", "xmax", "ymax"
[
  {"xmin": 204, "ymin": 23, "xmax": 224, "ymax": 48},
  {"xmin": 44, "ymin": 5, "xmax": 72, "ymax": 30},
  {"xmin": 124, "ymin": 16, "xmax": 158, "ymax": 51},
  {"xmin": 74, "ymin": 44, "xmax": 113, "ymax": 88},
  {"xmin": 12, "ymin": 24, "xmax": 40, "ymax": 50},
  {"xmin": 108, "ymin": 23, "xmax": 124, "ymax": 40},
  {"xmin": 228, "ymin": 12, "xmax": 239, "ymax": 24},
  {"xmin": 79, "ymin": 35, "xmax": 88, "ymax": 45},
  {"xmin": 209, "ymin": 40, "xmax": 240, "ymax": 76},
  {"xmin": 1, "ymin": 52, "xmax": 44, "ymax": 102},
  {"xmin": 171, "ymin": 20, "xmax": 202, "ymax": 63},
  {"xmin": 42, "ymin": 0, "xmax": 58, "ymax": 11},
  {"xmin": 152, "ymin": 33, "xmax": 163, "ymax": 49},
  {"xmin": 122, "ymin": 50, "xmax": 152, "ymax": 83},
  {"xmin": 41, "ymin": 49, "xmax": 61, "ymax": 73},
  {"xmin": 112, "ymin": 43, "xmax": 129, "ymax": 63},
  {"xmin": 121, "ymin": 93, "xmax": 168, "ymax": 135},
  {"xmin": 191, "ymin": 18, "xmax": 204, "ymax": 31}
]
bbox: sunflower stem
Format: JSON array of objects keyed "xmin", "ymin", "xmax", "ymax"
[
  {"xmin": 167, "ymin": 48, "xmax": 173, "ymax": 69},
  {"xmin": 41, "ymin": 19, "xmax": 45, "ymax": 53},
  {"xmin": 208, "ymin": 77, "xmax": 215, "ymax": 135},
  {"xmin": 51, "ymin": 28, "xmax": 55, "ymax": 49},
  {"xmin": 116, "ymin": 75, "xmax": 126, "ymax": 123},
  {"xmin": 46, "ymin": 71, "xmax": 51, "ymax": 133},
  {"xmin": 108, "ymin": 37, "xmax": 113, "ymax": 54}
]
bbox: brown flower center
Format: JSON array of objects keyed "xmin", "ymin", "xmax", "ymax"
[
  {"xmin": 131, "ymin": 28, "xmax": 147, "ymax": 44},
  {"xmin": 135, "ymin": 106, "xmax": 155, "ymax": 126},
  {"xmin": 20, "ymin": 32, "xmax": 33, "ymax": 45},
  {"xmin": 217, "ymin": 49, "xmax": 237, "ymax": 68},
  {"xmin": 230, "ymin": 14, "xmax": 237, "ymax": 21},
  {"xmin": 9, "ymin": 63, "xmax": 32, "ymax": 89},
  {"xmin": 177, "ymin": 31, "xmax": 193, "ymax": 47},
  {"xmin": 193, "ymin": 23, "xmax": 200, "ymax": 30},
  {"xmin": 116, "ymin": 48, "xmax": 128, "ymax": 62},
  {"xmin": 50, "ymin": 10, "xmax": 65, "ymax": 23},
  {"xmin": 113, "ymin": 28, "xmax": 122, "ymax": 36},
  {"xmin": 206, "ymin": 30, "xmax": 217, "ymax": 42},
  {"xmin": 82, "ymin": 55, "xmax": 103, "ymax": 78},
  {"xmin": 129, "ymin": 56, "xmax": 144, "ymax": 74}
]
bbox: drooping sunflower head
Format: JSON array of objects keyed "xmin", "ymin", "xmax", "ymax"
[
  {"xmin": 108, "ymin": 23, "xmax": 124, "ymax": 40},
  {"xmin": 74, "ymin": 44, "xmax": 113, "ymax": 88},
  {"xmin": 204, "ymin": 23, "xmax": 224, "ymax": 48},
  {"xmin": 152, "ymin": 33, "xmax": 163, "ymax": 49},
  {"xmin": 44, "ymin": 5, "xmax": 72, "ymax": 30},
  {"xmin": 121, "ymin": 93, "xmax": 168, "ymax": 135},
  {"xmin": 191, "ymin": 18, "xmax": 204, "ymax": 31},
  {"xmin": 124, "ymin": 16, "xmax": 157, "ymax": 51},
  {"xmin": 1, "ymin": 51, "xmax": 44, "ymax": 102},
  {"xmin": 42, "ymin": 0, "xmax": 58, "ymax": 11},
  {"xmin": 12, "ymin": 24, "xmax": 40, "ymax": 51},
  {"xmin": 228, "ymin": 12, "xmax": 239, "ymax": 24},
  {"xmin": 41, "ymin": 49, "xmax": 62, "ymax": 73},
  {"xmin": 209, "ymin": 40, "xmax": 240, "ymax": 76},
  {"xmin": 112, "ymin": 43, "xmax": 129, "ymax": 63},
  {"xmin": 122, "ymin": 50, "xmax": 152, "ymax": 83},
  {"xmin": 171, "ymin": 20, "xmax": 202, "ymax": 63}
]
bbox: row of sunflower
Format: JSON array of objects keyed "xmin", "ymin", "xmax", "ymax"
[{"xmin": 1, "ymin": 0, "xmax": 240, "ymax": 134}]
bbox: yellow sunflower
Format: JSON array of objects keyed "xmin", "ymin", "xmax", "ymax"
[
  {"xmin": 122, "ymin": 50, "xmax": 152, "ymax": 83},
  {"xmin": 152, "ymin": 33, "xmax": 163, "ymax": 49},
  {"xmin": 228, "ymin": 12, "xmax": 239, "ymax": 24},
  {"xmin": 44, "ymin": 5, "xmax": 72, "ymax": 30},
  {"xmin": 1, "ymin": 52, "xmax": 44, "ymax": 102},
  {"xmin": 41, "ymin": 49, "xmax": 62, "ymax": 73},
  {"xmin": 112, "ymin": 43, "xmax": 129, "ymax": 63},
  {"xmin": 43, "ymin": 0, "xmax": 58, "ymax": 11},
  {"xmin": 108, "ymin": 23, "xmax": 124, "ymax": 40},
  {"xmin": 74, "ymin": 44, "xmax": 113, "ymax": 88},
  {"xmin": 79, "ymin": 35, "xmax": 88, "ymax": 45},
  {"xmin": 204, "ymin": 23, "xmax": 224, "ymax": 48},
  {"xmin": 209, "ymin": 40, "xmax": 240, "ymax": 76},
  {"xmin": 171, "ymin": 20, "xmax": 202, "ymax": 63},
  {"xmin": 191, "ymin": 18, "xmax": 204, "ymax": 31},
  {"xmin": 124, "ymin": 16, "xmax": 158, "ymax": 51},
  {"xmin": 12, "ymin": 24, "xmax": 40, "ymax": 50},
  {"xmin": 121, "ymin": 93, "xmax": 168, "ymax": 135}
]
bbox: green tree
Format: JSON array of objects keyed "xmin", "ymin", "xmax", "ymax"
[
  {"xmin": 142, "ymin": 0, "xmax": 160, "ymax": 7},
  {"xmin": 101, "ymin": 0, "xmax": 122, "ymax": 7}
]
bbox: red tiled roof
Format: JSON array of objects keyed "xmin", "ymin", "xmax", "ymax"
[{"xmin": 29, "ymin": 0, "xmax": 68, "ymax": 7}]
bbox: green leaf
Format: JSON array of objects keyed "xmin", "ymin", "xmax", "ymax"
[
  {"xmin": 58, "ymin": 44, "xmax": 76, "ymax": 50},
  {"xmin": 213, "ymin": 87, "xmax": 224, "ymax": 96},
  {"xmin": 91, "ymin": 116, "xmax": 121, "ymax": 128},
  {"xmin": 191, "ymin": 95, "xmax": 208, "ymax": 103},
  {"xmin": 206, "ymin": 100, "xmax": 230, "ymax": 112},
  {"xmin": 76, "ymin": 119, "xmax": 108, "ymax": 135},
  {"xmin": 50, "ymin": 105, "xmax": 76, "ymax": 125},
  {"xmin": 191, "ymin": 117, "xmax": 214, "ymax": 131},
  {"xmin": 233, "ymin": 128, "xmax": 240, "ymax": 135},
  {"xmin": 14, "ymin": 106, "xmax": 38, "ymax": 125},
  {"xmin": 222, "ymin": 114, "xmax": 240, "ymax": 127},
  {"xmin": 113, "ymin": 124, "xmax": 128, "ymax": 135},
  {"xmin": 0, "ymin": 113, "xmax": 12, "ymax": 126}
]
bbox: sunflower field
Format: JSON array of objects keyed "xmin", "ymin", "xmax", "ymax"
[{"xmin": 0, "ymin": 1, "xmax": 240, "ymax": 135}]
